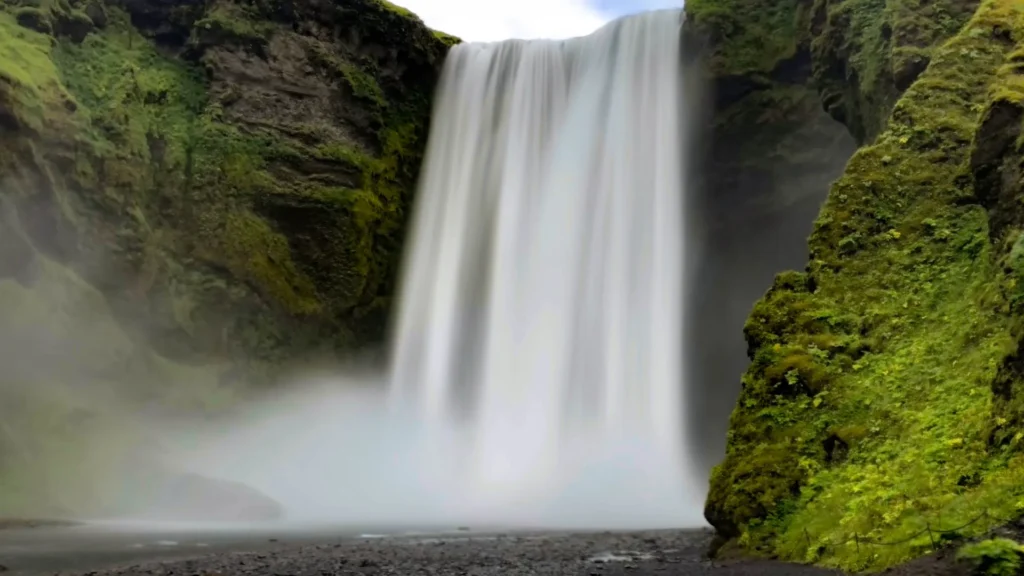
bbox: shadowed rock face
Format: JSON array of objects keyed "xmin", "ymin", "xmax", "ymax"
[{"xmin": 686, "ymin": 37, "xmax": 857, "ymax": 477}]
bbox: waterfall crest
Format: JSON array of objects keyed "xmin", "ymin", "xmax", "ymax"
[{"xmin": 389, "ymin": 8, "xmax": 704, "ymax": 527}]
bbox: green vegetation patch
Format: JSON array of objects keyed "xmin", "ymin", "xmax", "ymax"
[
  {"xmin": 374, "ymin": 0, "xmax": 417, "ymax": 20},
  {"xmin": 958, "ymin": 538, "xmax": 1024, "ymax": 576},
  {"xmin": 432, "ymin": 29, "xmax": 461, "ymax": 47},
  {"xmin": 686, "ymin": 0, "xmax": 809, "ymax": 75},
  {"xmin": 191, "ymin": 1, "xmax": 274, "ymax": 54},
  {"xmin": 53, "ymin": 11, "xmax": 206, "ymax": 175},
  {"xmin": 49, "ymin": 9, "xmax": 327, "ymax": 320},
  {"xmin": 811, "ymin": 0, "xmax": 981, "ymax": 142},
  {"xmin": 0, "ymin": 0, "xmax": 450, "ymax": 518},
  {"xmin": 306, "ymin": 42, "xmax": 388, "ymax": 110},
  {"xmin": 0, "ymin": 10, "xmax": 74, "ymax": 133},
  {"xmin": 706, "ymin": 0, "xmax": 1024, "ymax": 571}
]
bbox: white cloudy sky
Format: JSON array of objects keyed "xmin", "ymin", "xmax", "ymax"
[{"xmin": 394, "ymin": 0, "xmax": 682, "ymax": 42}]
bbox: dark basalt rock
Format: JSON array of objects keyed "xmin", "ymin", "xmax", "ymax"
[{"xmin": 970, "ymin": 99, "xmax": 1024, "ymax": 241}]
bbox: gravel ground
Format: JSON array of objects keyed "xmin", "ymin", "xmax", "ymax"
[
  {"xmin": 4, "ymin": 524, "xmax": 1000, "ymax": 576},
  {"xmin": 41, "ymin": 529, "xmax": 847, "ymax": 576}
]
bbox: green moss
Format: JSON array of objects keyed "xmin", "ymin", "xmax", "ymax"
[
  {"xmin": 374, "ymin": 0, "xmax": 417, "ymax": 20},
  {"xmin": 305, "ymin": 119, "xmax": 418, "ymax": 307},
  {"xmin": 811, "ymin": 0, "xmax": 980, "ymax": 142},
  {"xmin": 49, "ymin": 11, "xmax": 326, "ymax": 319},
  {"xmin": 53, "ymin": 12, "xmax": 206, "ymax": 168},
  {"xmin": 0, "ymin": 11, "xmax": 73, "ymax": 132},
  {"xmin": 191, "ymin": 2, "xmax": 273, "ymax": 53},
  {"xmin": 306, "ymin": 42, "xmax": 387, "ymax": 109},
  {"xmin": 341, "ymin": 63, "xmax": 387, "ymax": 109},
  {"xmin": 432, "ymin": 29, "xmax": 461, "ymax": 47},
  {"xmin": 198, "ymin": 210, "xmax": 322, "ymax": 316},
  {"xmin": 957, "ymin": 539, "xmax": 1024, "ymax": 576},
  {"xmin": 707, "ymin": 0, "xmax": 1024, "ymax": 570},
  {"xmin": 2, "ymin": 0, "xmax": 444, "ymax": 364},
  {"xmin": 686, "ymin": 0, "xmax": 808, "ymax": 75}
]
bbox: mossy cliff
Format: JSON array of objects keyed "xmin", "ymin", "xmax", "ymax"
[
  {"xmin": 0, "ymin": 0, "xmax": 453, "ymax": 516},
  {"xmin": 0, "ymin": 0, "xmax": 454, "ymax": 374},
  {"xmin": 692, "ymin": 0, "xmax": 1024, "ymax": 570},
  {"xmin": 686, "ymin": 0, "xmax": 857, "ymax": 469}
]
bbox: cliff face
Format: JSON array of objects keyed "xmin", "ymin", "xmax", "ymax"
[
  {"xmin": 694, "ymin": 0, "xmax": 1024, "ymax": 570},
  {"xmin": 686, "ymin": 15, "xmax": 857, "ymax": 473},
  {"xmin": 0, "ymin": 0, "xmax": 451, "ymax": 516},
  {"xmin": 0, "ymin": 0, "xmax": 452, "ymax": 374}
]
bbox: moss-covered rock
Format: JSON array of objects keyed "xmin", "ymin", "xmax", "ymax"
[
  {"xmin": 685, "ymin": 0, "xmax": 858, "ymax": 470},
  {"xmin": 0, "ymin": 0, "xmax": 454, "ymax": 373},
  {"xmin": 688, "ymin": 0, "xmax": 978, "ymax": 145},
  {"xmin": 701, "ymin": 0, "xmax": 1024, "ymax": 570},
  {"xmin": 809, "ymin": 0, "xmax": 980, "ymax": 143},
  {"xmin": 0, "ymin": 0, "xmax": 456, "ymax": 516}
]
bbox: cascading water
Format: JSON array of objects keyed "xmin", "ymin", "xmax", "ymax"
[
  {"xmin": 162, "ymin": 7, "xmax": 706, "ymax": 531},
  {"xmin": 389, "ymin": 8, "xmax": 704, "ymax": 527}
]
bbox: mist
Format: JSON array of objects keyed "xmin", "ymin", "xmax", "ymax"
[{"xmin": 151, "ymin": 373, "xmax": 705, "ymax": 531}]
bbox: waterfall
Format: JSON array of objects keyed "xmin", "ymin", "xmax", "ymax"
[
  {"xmin": 158, "ymin": 8, "xmax": 705, "ymax": 530},
  {"xmin": 389, "ymin": 8, "xmax": 704, "ymax": 527}
]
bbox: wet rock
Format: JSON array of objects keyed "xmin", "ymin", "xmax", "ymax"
[
  {"xmin": 971, "ymin": 99, "xmax": 1024, "ymax": 240},
  {"xmin": 52, "ymin": 9, "xmax": 95, "ymax": 43},
  {"xmin": 14, "ymin": 8, "xmax": 52, "ymax": 34},
  {"xmin": 83, "ymin": 1, "xmax": 107, "ymax": 28}
]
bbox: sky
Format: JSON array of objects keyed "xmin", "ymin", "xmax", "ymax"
[{"xmin": 393, "ymin": 0, "xmax": 682, "ymax": 42}]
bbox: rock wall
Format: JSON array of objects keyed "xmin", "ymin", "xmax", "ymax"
[
  {"xmin": 693, "ymin": 0, "xmax": 1024, "ymax": 570},
  {"xmin": 0, "ymin": 0, "xmax": 453, "ymax": 375},
  {"xmin": 0, "ymin": 0, "xmax": 452, "ymax": 516},
  {"xmin": 686, "ymin": 28, "xmax": 857, "ymax": 474}
]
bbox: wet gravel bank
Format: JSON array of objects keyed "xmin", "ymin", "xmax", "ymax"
[{"xmin": 50, "ymin": 529, "xmax": 844, "ymax": 576}]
